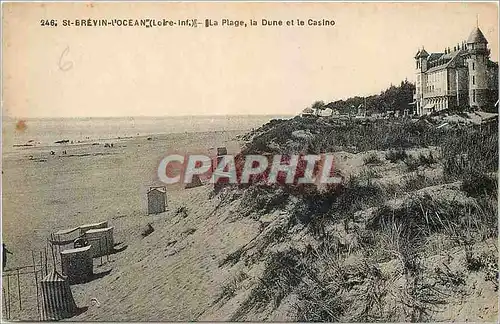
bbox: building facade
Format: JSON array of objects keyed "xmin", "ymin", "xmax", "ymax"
[{"xmin": 414, "ymin": 27, "xmax": 498, "ymax": 115}]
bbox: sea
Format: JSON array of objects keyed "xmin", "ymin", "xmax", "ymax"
[{"xmin": 1, "ymin": 115, "xmax": 293, "ymax": 152}]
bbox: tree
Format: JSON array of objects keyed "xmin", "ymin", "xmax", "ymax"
[{"xmin": 311, "ymin": 100, "xmax": 326, "ymax": 116}]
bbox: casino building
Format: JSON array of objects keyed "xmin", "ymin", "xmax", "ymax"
[{"xmin": 413, "ymin": 26, "xmax": 498, "ymax": 115}]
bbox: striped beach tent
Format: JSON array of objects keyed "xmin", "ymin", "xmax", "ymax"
[{"xmin": 40, "ymin": 270, "xmax": 78, "ymax": 321}]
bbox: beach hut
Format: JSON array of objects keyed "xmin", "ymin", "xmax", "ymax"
[
  {"xmin": 214, "ymin": 147, "xmax": 229, "ymax": 190},
  {"xmin": 40, "ymin": 270, "xmax": 78, "ymax": 320},
  {"xmin": 185, "ymin": 174, "xmax": 203, "ymax": 189},
  {"xmin": 217, "ymin": 147, "xmax": 227, "ymax": 156},
  {"xmin": 147, "ymin": 186, "xmax": 167, "ymax": 214},
  {"xmin": 60, "ymin": 245, "xmax": 93, "ymax": 284},
  {"xmin": 84, "ymin": 227, "xmax": 114, "ymax": 257}
]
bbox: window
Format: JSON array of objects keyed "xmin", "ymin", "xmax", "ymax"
[
  {"xmin": 473, "ymin": 89, "xmax": 476, "ymax": 102},
  {"xmin": 472, "ymin": 62, "xmax": 475, "ymax": 70},
  {"xmin": 472, "ymin": 76, "xmax": 475, "ymax": 85}
]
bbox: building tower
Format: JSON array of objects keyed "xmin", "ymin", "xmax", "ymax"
[
  {"xmin": 414, "ymin": 47, "xmax": 429, "ymax": 115},
  {"xmin": 464, "ymin": 26, "xmax": 490, "ymax": 109}
]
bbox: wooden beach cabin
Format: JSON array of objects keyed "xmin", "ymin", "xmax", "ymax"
[
  {"xmin": 214, "ymin": 147, "xmax": 228, "ymax": 190},
  {"xmin": 60, "ymin": 246, "xmax": 93, "ymax": 284},
  {"xmin": 217, "ymin": 147, "xmax": 228, "ymax": 156},
  {"xmin": 147, "ymin": 186, "xmax": 167, "ymax": 214}
]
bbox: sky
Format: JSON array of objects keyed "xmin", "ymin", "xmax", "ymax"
[{"xmin": 2, "ymin": 2, "xmax": 498, "ymax": 118}]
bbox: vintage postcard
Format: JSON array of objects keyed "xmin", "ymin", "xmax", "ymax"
[{"xmin": 1, "ymin": 1, "xmax": 498, "ymax": 322}]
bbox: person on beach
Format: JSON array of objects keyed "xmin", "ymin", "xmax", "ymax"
[{"xmin": 3, "ymin": 243, "xmax": 13, "ymax": 270}]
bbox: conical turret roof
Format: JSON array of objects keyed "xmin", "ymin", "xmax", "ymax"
[
  {"xmin": 415, "ymin": 48, "xmax": 429, "ymax": 58},
  {"xmin": 467, "ymin": 27, "xmax": 488, "ymax": 44}
]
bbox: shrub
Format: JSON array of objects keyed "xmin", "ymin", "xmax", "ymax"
[
  {"xmin": 364, "ymin": 153, "xmax": 383, "ymax": 165},
  {"xmin": 402, "ymin": 171, "xmax": 442, "ymax": 191},
  {"xmin": 418, "ymin": 151, "xmax": 436, "ymax": 167},
  {"xmin": 385, "ymin": 149, "xmax": 408, "ymax": 163},
  {"xmin": 461, "ymin": 172, "xmax": 497, "ymax": 198},
  {"xmin": 230, "ymin": 249, "xmax": 304, "ymax": 320},
  {"xmin": 369, "ymin": 193, "xmax": 497, "ymax": 244},
  {"xmin": 441, "ymin": 123, "xmax": 498, "ymax": 181},
  {"xmin": 403, "ymin": 155, "xmax": 419, "ymax": 171}
]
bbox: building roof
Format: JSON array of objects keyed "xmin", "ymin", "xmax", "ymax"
[
  {"xmin": 415, "ymin": 48, "xmax": 429, "ymax": 58},
  {"xmin": 467, "ymin": 27, "xmax": 488, "ymax": 44},
  {"xmin": 148, "ymin": 186, "xmax": 166, "ymax": 194},
  {"xmin": 428, "ymin": 52, "xmax": 444, "ymax": 62},
  {"xmin": 426, "ymin": 49, "xmax": 464, "ymax": 73}
]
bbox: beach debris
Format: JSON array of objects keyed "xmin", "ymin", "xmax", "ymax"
[
  {"xmin": 147, "ymin": 137, "xmax": 152, "ymax": 140},
  {"xmin": 90, "ymin": 298, "xmax": 101, "ymax": 308},
  {"xmin": 182, "ymin": 228, "xmax": 196, "ymax": 237},
  {"xmin": 141, "ymin": 223, "xmax": 155, "ymax": 238},
  {"xmin": 50, "ymin": 151, "xmax": 55, "ymax": 155},
  {"xmin": 147, "ymin": 186, "xmax": 167, "ymax": 215},
  {"xmin": 54, "ymin": 139, "xmax": 70, "ymax": 144},
  {"xmin": 175, "ymin": 206, "xmax": 188, "ymax": 218}
]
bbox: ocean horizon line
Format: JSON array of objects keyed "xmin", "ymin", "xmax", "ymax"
[{"xmin": 2, "ymin": 113, "xmax": 296, "ymax": 121}]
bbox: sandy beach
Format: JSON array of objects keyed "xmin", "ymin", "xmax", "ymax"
[
  {"xmin": 2, "ymin": 126, "xmax": 260, "ymax": 320},
  {"xmin": 2, "ymin": 128, "xmax": 247, "ymax": 267}
]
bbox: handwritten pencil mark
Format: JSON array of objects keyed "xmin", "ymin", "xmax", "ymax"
[{"xmin": 58, "ymin": 46, "xmax": 73, "ymax": 71}]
